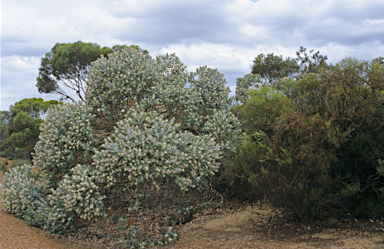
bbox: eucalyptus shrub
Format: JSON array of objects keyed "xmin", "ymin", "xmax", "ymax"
[
  {"xmin": 231, "ymin": 86, "xmax": 294, "ymax": 135},
  {"xmin": 1, "ymin": 164, "xmax": 45, "ymax": 218},
  {"xmin": 32, "ymin": 102, "xmax": 95, "ymax": 188}
]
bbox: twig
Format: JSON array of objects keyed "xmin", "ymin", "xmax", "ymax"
[{"xmin": 268, "ymin": 212, "xmax": 274, "ymax": 241}]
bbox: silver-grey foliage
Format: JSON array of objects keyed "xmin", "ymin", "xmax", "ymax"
[{"xmin": 2, "ymin": 47, "xmax": 244, "ymax": 245}]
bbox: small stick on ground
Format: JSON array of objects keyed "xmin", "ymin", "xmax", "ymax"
[{"xmin": 268, "ymin": 212, "xmax": 275, "ymax": 240}]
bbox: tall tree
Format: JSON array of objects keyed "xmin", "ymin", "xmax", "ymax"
[
  {"xmin": 295, "ymin": 46, "xmax": 329, "ymax": 75},
  {"xmin": 251, "ymin": 53, "xmax": 299, "ymax": 84},
  {"xmin": 36, "ymin": 41, "xmax": 113, "ymax": 102}
]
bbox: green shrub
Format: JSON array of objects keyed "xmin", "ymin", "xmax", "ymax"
[
  {"xmin": 231, "ymin": 86, "xmax": 293, "ymax": 135},
  {"xmin": 4, "ymin": 158, "xmax": 8, "ymax": 165},
  {"xmin": 7, "ymin": 157, "xmax": 13, "ymax": 160},
  {"xmin": 230, "ymin": 57, "xmax": 384, "ymax": 219}
]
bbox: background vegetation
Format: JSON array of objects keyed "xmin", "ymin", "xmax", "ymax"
[
  {"xmin": 231, "ymin": 55, "xmax": 384, "ymax": 220},
  {"xmin": 0, "ymin": 98, "xmax": 62, "ymax": 160}
]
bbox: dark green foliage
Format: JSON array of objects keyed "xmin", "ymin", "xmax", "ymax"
[
  {"xmin": 239, "ymin": 47, "xmax": 329, "ymax": 106},
  {"xmin": 36, "ymin": 41, "xmax": 113, "ymax": 102},
  {"xmin": 0, "ymin": 161, "xmax": 8, "ymax": 173},
  {"xmin": 251, "ymin": 53, "xmax": 299, "ymax": 84},
  {"xmin": 0, "ymin": 112, "xmax": 42, "ymax": 159},
  {"xmin": 11, "ymin": 98, "xmax": 62, "ymax": 119},
  {"xmin": 0, "ymin": 111, "xmax": 11, "ymax": 141},
  {"xmin": 0, "ymin": 98, "xmax": 60, "ymax": 159},
  {"xmin": 250, "ymin": 47, "xmax": 329, "ymax": 86},
  {"xmin": 230, "ymin": 57, "xmax": 384, "ymax": 219}
]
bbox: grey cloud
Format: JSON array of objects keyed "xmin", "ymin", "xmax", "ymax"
[
  {"xmin": 300, "ymin": 18, "xmax": 384, "ymax": 47},
  {"xmin": 2, "ymin": 42, "xmax": 50, "ymax": 58},
  {"xmin": 327, "ymin": 1, "xmax": 384, "ymax": 21},
  {"xmin": 235, "ymin": 1, "xmax": 384, "ymax": 49},
  {"xmin": 106, "ymin": 1, "xmax": 238, "ymax": 45}
]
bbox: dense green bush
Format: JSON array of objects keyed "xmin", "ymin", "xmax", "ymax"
[
  {"xmin": 231, "ymin": 86, "xmax": 293, "ymax": 135},
  {"xmin": 230, "ymin": 57, "xmax": 384, "ymax": 219},
  {"xmin": 2, "ymin": 47, "xmax": 243, "ymax": 246}
]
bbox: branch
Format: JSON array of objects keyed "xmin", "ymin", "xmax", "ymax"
[{"xmin": 54, "ymin": 87, "xmax": 76, "ymax": 102}]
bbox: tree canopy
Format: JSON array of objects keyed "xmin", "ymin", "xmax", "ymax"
[
  {"xmin": 295, "ymin": 46, "xmax": 329, "ymax": 75},
  {"xmin": 36, "ymin": 41, "xmax": 113, "ymax": 102},
  {"xmin": 10, "ymin": 97, "xmax": 62, "ymax": 119},
  {"xmin": 236, "ymin": 47, "xmax": 330, "ymax": 105},
  {"xmin": 251, "ymin": 53, "xmax": 299, "ymax": 84}
]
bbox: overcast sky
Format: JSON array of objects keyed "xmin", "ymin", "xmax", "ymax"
[{"xmin": 1, "ymin": 0, "xmax": 384, "ymax": 111}]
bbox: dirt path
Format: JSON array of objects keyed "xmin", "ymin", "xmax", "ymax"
[
  {"xmin": 0, "ymin": 170, "xmax": 103, "ymax": 249},
  {"xmin": 156, "ymin": 204, "xmax": 384, "ymax": 249},
  {"xmin": 0, "ymin": 170, "xmax": 65, "ymax": 249}
]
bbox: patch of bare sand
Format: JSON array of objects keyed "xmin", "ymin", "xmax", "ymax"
[{"xmin": 158, "ymin": 203, "xmax": 384, "ymax": 249}]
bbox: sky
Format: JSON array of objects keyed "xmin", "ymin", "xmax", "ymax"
[{"xmin": 1, "ymin": 0, "xmax": 384, "ymax": 111}]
